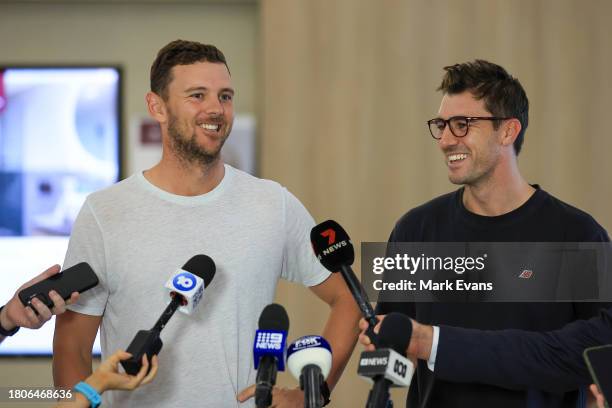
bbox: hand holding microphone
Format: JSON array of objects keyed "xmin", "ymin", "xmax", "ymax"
[
  {"xmin": 311, "ymin": 220, "xmax": 379, "ymax": 347},
  {"xmin": 55, "ymin": 350, "xmax": 159, "ymax": 408},
  {"xmin": 358, "ymin": 313, "xmax": 415, "ymax": 408},
  {"xmin": 239, "ymin": 305, "xmax": 320, "ymax": 408},
  {"xmin": 359, "ymin": 316, "xmax": 435, "ymax": 361},
  {"xmin": 120, "ymin": 254, "xmax": 216, "ymax": 375}
]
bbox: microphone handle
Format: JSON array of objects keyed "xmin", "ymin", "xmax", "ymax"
[
  {"xmin": 121, "ymin": 329, "xmax": 163, "ymax": 375},
  {"xmin": 256, "ymin": 355, "xmax": 278, "ymax": 408},
  {"xmin": 339, "ymin": 264, "xmax": 380, "ymax": 346},
  {"xmin": 366, "ymin": 377, "xmax": 392, "ymax": 408},
  {"xmin": 151, "ymin": 295, "xmax": 182, "ymax": 332},
  {"xmin": 301, "ymin": 364, "xmax": 323, "ymax": 408}
]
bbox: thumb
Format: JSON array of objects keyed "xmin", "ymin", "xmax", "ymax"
[
  {"xmin": 18, "ymin": 264, "xmax": 61, "ymax": 291},
  {"xmin": 37, "ymin": 264, "xmax": 62, "ymax": 280},
  {"xmin": 237, "ymin": 384, "xmax": 256, "ymax": 402}
]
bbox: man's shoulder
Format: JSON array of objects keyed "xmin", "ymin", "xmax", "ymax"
[
  {"xmin": 228, "ymin": 165, "xmax": 300, "ymax": 205},
  {"xmin": 229, "ymin": 165, "xmax": 283, "ymax": 191},
  {"xmin": 398, "ymin": 190, "xmax": 457, "ymax": 223},
  {"xmin": 541, "ymin": 190, "xmax": 610, "ymax": 241},
  {"xmin": 86, "ymin": 175, "xmax": 139, "ymax": 204},
  {"xmin": 391, "ymin": 190, "xmax": 458, "ymax": 240}
]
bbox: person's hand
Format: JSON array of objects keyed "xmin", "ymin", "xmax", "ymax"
[
  {"xmin": 85, "ymin": 350, "xmax": 159, "ymax": 393},
  {"xmin": 590, "ymin": 384, "xmax": 606, "ymax": 408},
  {"xmin": 358, "ymin": 314, "xmax": 432, "ymax": 361},
  {"xmin": 0, "ymin": 265, "xmax": 79, "ymax": 331},
  {"xmin": 358, "ymin": 315, "xmax": 385, "ymax": 351},
  {"xmin": 237, "ymin": 385, "xmax": 304, "ymax": 407}
]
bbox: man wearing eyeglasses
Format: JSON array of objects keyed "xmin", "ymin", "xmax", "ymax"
[{"xmin": 374, "ymin": 60, "xmax": 610, "ymax": 408}]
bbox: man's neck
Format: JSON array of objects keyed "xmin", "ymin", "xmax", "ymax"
[
  {"xmin": 143, "ymin": 157, "xmax": 225, "ymax": 197},
  {"xmin": 462, "ymin": 167, "xmax": 535, "ymax": 217}
]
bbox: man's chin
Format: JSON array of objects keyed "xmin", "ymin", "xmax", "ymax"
[
  {"xmin": 200, "ymin": 144, "xmax": 224, "ymax": 161},
  {"xmin": 174, "ymin": 146, "xmax": 221, "ymax": 167},
  {"xmin": 198, "ymin": 135, "xmax": 227, "ymax": 153},
  {"xmin": 448, "ymin": 174, "xmax": 466, "ymax": 185},
  {"xmin": 196, "ymin": 149, "xmax": 221, "ymax": 164}
]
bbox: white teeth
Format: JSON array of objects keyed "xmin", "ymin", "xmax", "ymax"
[
  {"xmin": 448, "ymin": 153, "xmax": 468, "ymax": 163},
  {"xmin": 200, "ymin": 123, "xmax": 219, "ymax": 131}
]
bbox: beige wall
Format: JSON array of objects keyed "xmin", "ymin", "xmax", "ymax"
[{"xmin": 2, "ymin": 0, "xmax": 612, "ymax": 407}]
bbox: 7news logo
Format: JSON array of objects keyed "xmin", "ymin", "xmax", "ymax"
[
  {"xmin": 256, "ymin": 332, "xmax": 284, "ymax": 351},
  {"xmin": 321, "ymin": 228, "xmax": 336, "ymax": 245},
  {"xmin": 321, "ymin": 227, "xmax": 347, "ymax": 256}
]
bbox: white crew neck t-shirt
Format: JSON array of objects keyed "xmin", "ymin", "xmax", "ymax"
[{"xmin": 64, "ymin": 164, "xmax": 330, "ymax": 407}]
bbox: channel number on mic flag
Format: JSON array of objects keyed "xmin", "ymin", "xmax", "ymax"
[
  {"xmin": 173, "ymin": 273, "xmax": 196, "ymax": 291},
  {"xmin": 256, "ymin": 333, "xmax": 284, "ymax": 351}
]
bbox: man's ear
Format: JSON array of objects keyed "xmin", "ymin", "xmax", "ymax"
[
  {"xmin": 146, "ymin": 92, "xmax": 167, "ymax": 124},
  {"xmin": 500, "ymin": 118, "xmax": 522, "ymax": 148}
]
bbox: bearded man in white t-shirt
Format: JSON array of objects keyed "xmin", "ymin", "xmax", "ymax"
[{"xmin": 53, "ymin": 39, "xmax": 361, "ymax": 408}]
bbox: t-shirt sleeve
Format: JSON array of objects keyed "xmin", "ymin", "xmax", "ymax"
[
  {"xmin": 64, "ymin": 199, "xmax": 109, "ymax": 316},
  {"xmin": 280, "ymin": 188, "xmax": 331, "ymax": 286}
]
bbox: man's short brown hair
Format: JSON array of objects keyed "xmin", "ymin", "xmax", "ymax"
[
  {"xmin": 150, "ymin": 39, "xmax": 229, "ymax": 100},
  {"xmin": 438, "ymin": 60, "xmax": 529, "ymax": 155}
]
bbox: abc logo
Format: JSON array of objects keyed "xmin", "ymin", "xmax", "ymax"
[
  {"xmin": 173, "ymin": 273, "xmax": 196, "ymax": 291},
  {"xmin": 394, "ymin": 360, "xmax": 407, "ymax": 378}
]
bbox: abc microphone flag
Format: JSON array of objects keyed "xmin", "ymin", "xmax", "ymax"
[{"xmin": 359, "ymin": 313, "xmax": 414, "ymax": 408}]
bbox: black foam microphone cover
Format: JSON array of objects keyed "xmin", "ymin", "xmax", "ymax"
[
  {"xmin": 258, "ymin": 303, "xmax": 290, "ymax": 331},
  {"xmin": 182, "ymin": 254, "xmax": 216, "ymax": 287},
  {"xmin": 310, "ymin": 220, "xmax": 355, "ymax": 272},
  {"xmin": 378, "ymin": 312, "xmax": 413, "ymax": 356}
]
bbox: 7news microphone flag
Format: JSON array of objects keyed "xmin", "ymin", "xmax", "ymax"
[
  {"xmin": 121, "ymin": 254, "xmax": 216, "ymax": 375},
  {"xmin": 311, "ymin": 219, "xmax": 379, "ymax": 346}
]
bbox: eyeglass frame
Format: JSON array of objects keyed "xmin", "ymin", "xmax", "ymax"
[{"xmin": 426, "ymin": 116, "xmax": 513, "ymax": 140}]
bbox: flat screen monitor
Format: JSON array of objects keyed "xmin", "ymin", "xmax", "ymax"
[{"xmin": 0, "ymin": 66, "xmax": 122, "ymax": 356}]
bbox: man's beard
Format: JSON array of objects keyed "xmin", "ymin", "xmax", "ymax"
[
  {"xmin": 448, "ymin": 161, "xmax": 493, "ymax": 186},
  {"xmin": 447, "ymin": 149, "xmax": 499, "ymax": 187},
  {"xmin": 168, "ymin": 114, "xmax": 228, "ymax": 169}
]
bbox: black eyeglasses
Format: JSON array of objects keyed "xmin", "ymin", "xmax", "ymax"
[{"xmin": 427, "ymin": 116, "xmax": 512, "ymax": 139}]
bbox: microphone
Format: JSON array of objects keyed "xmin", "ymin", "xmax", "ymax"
[
  {"xmin": 287, "ymin": 335, "xmax": 332, "ymax": 408},
  {"xmin": 358, "ymin": 313, "xmax": 414, "ymax": 408},
  {"xmin": 161, "ymin": 254, "xmax": 216, "ymax": 316},
  {"xmin": 311, "ymin": 220, "xmax": 379, "ymax": 346},
  {"xmin": 121, "ymin": 255, "xmax": 216, "ymax": 375},
  {"xmin": 253, "ymin": 303, "xmax": 290, "ymax": 408}
]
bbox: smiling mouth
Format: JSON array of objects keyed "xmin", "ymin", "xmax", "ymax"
[
  {"xmin": 447, "ymin": 153, "xmax": 468, "ymax": 165},
  {"xmin": 199, "ymin": 123, "xmax": 221, "ymax": 132}
]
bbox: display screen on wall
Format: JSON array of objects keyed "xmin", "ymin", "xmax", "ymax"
[{"xmin": 0, "ymin": 66, "xmax": 122, "ymax": 355}]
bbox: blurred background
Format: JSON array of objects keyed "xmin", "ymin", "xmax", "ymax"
[{"xmin": 1, "ymin": 0, "xmax": 611, "ymax": 406}]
